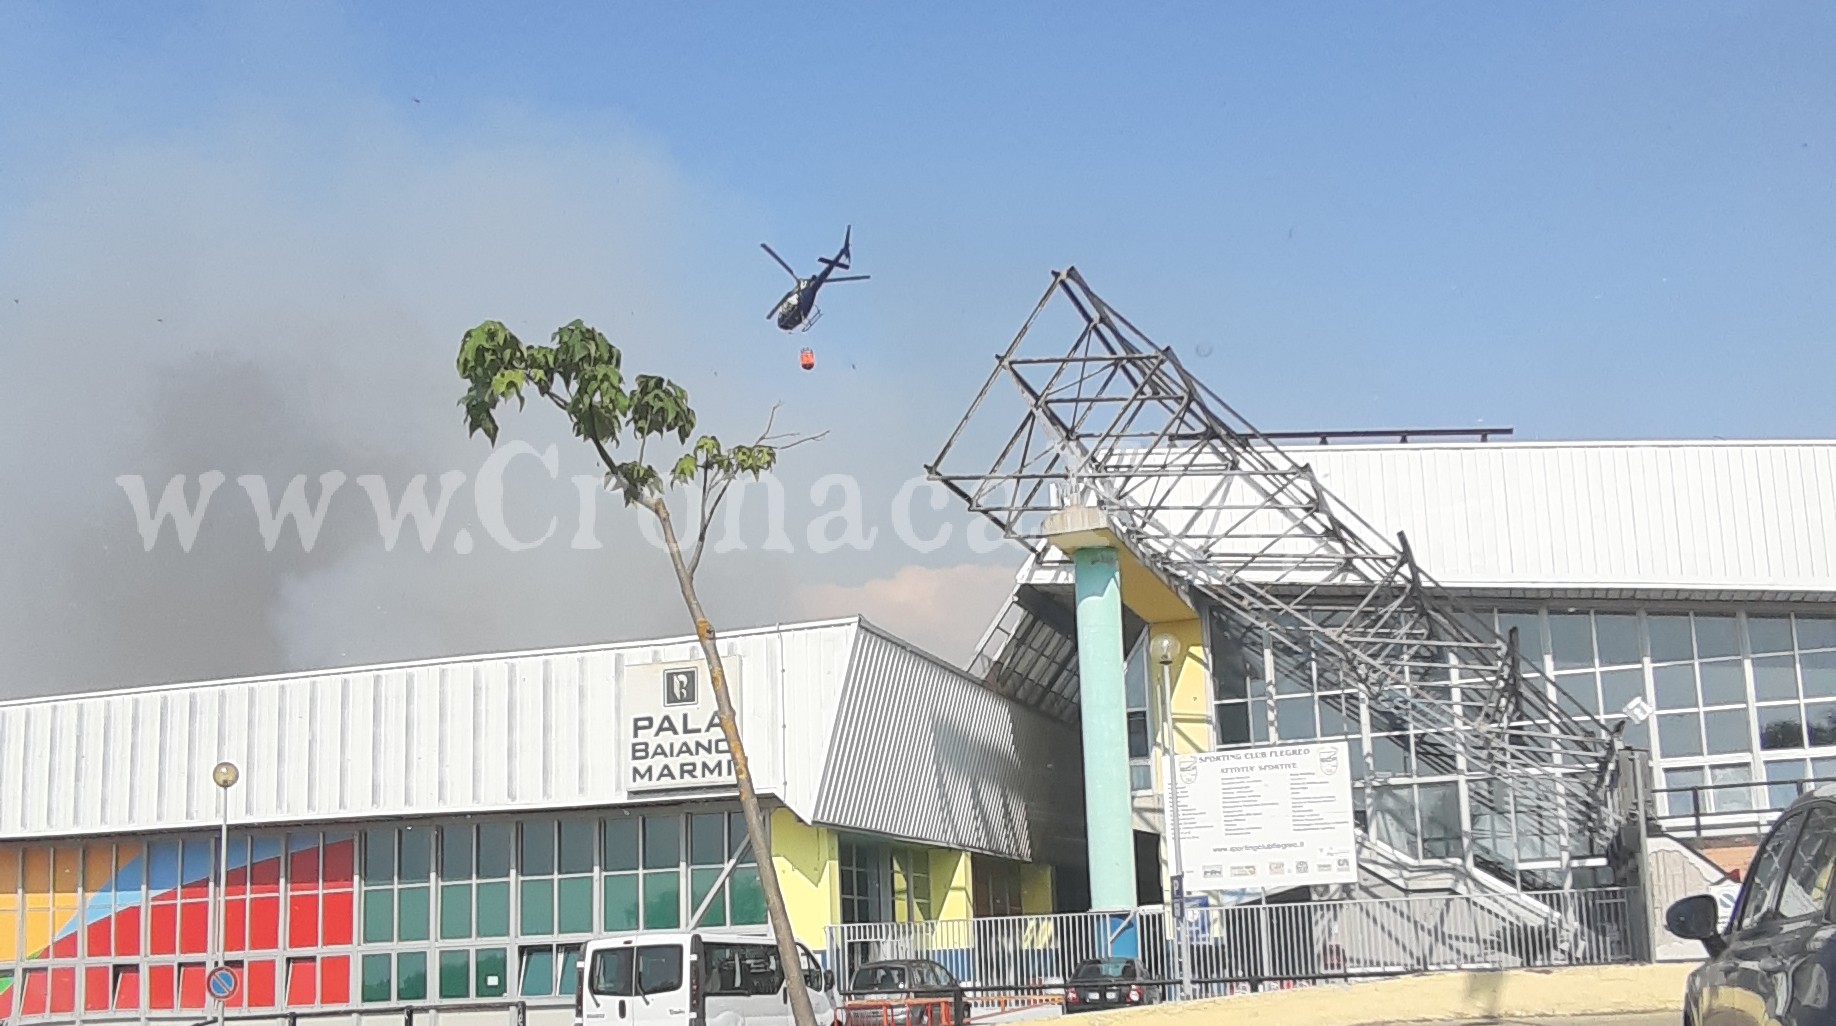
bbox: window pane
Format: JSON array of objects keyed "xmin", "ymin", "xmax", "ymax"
[
  {"xmin": 521, "ymin": 880, "xmax": 555, "ymax": 935},
  {"xmin": 521, "ymin": 947, "xmax": 556, "ymax": 997},
  {"xmin": 690, "ymin": 818, "xmax": 723, "ymax": 866},
  {"xmin": 400, "ymin": 830, "xmax": 432, "ymax": 884},
  {"xmin": 559, "ymin": 821, "xmax": 595, "ymax": 876},
  {"xmin": 603, "ymin": 875, "xmax": 640, "ymax": 931},
  {"xmin": 1663, "ymin": 767, "xmax": 1706, "ymax": 818},
  {"xmin": 1703, "ymin": 709, "xmax": 1751, "ymax": 756},
  {"xmin": 441, "ymin": 826, "xmax": 474, "ymax": 882},
  {"xmin": 397, "ymin": 952, "xmax": 427, "ymax": 1002},
  {"xmin": 477, "ymin": 948, "xmax": 508, "ymax": 998},
  {"xmin": 1548, "ymin": 614, "xmax": 1594, "ymax": 671},
  {"xmin": 1649, "ymin": 615, "xmax": 1694, "ymax": 663},
  {"xmin": 1595, "ymin": 615, "xmax": 1642, "ymax": 666},
  {"xmin": 398, "ymin": 887, "xmax": 430, "ymax": 942},
  {"xmin": 1318, "ymin": 700, "xmax": 1352, "ymax": 738},
  {"xmin": 1697, "ymin": 616, "xmax": 1740, "ymax": 660},
  {"xmin": 1709, "ymin": 764, "xmax": 1755, "ymax": 812},
  {"xmin": 1215, "ymin": 702, "xmax": 1251, "ymax": 746},
  {"xmin": 1498, "ymin": 613, "xmax": 1544, "ymax": 663},
  {"xmin": 1601, "ymin": 668, "xmax": 1646, "ymax": 716},
  {"xmin": 362, "ymin": 890, "xmax": 393, "ymax": 943},
  {"xmin": 521, "ymin": 822, "xmax": 556, "ymax": 876},
  {"xmin": 439, "ymin": 951, "xmax": 470, "ymax": 999},
  {"xmin": 1750, "ymin": 617, "xmax": 1796, "ymax": 656},
  {"xmin": 1653, "ymin": 664, "xmax": 1697, "ymax": 710},
  {"xmin": 1555, "ymin": 672, "xmax": 1600, "ymax": 714},
  {"xmin": 692, "ymin": 868, "xmax": 726, "ymax": 927},
  {"xmin": 1778, "ymin": 808, "xmax": 1836, "ymax": 918},
  {"xmin": 476, "ymin": 882, "xmax": 510, "ymax": 938},
  {"xmin": 1804, "ymin": 652, "xmax": 1836, "ymax": 700},
  {"xmin": 643, "ymin": 817, "xmax": 680, "ymax": 871},
  {"xmin": 1767, "ymin": 760, "xmax": 1810, "ymax": 808},
  {"xmin": 362, "ymin": 831, "xmax": 394, "ymax": 883},
  {"xmin": 1800, "ymin": 618, "xmax": 1836, "ymax": 651},
  {"xmin": 1699, "ymin": 661, "xmax": 1747, "ymax": 707},
  {"xmin": 362, "ymin": 954, "xmax": 391, "ymax": 1003},
  {"xmin": 440, "ymin": 883, "xmax": 472, "ymax": 940},
  {"xmin": 728, "ymin": 812, "xmax": 755, "ymax": 863},
  {"xmin": 1807, "ymin": 702, "xmax": 1836, "ymax": 747},
  {"xmin": 1658, "ymin": 713, "xmax": 1703, "ymax": 758},
  {"xmin": 1736, "ymin": 814, "xmax": 1803, "ymax": 930},
  {"xmin": 478, "ymin": 824, "xmax": 513, "ymax": 879},
  {"xmin": 729, "ymin": 866, "xmax": 766, "ymax": 926},
  {"xmin": 1275, "ymin": 698, "xmax": 1316, "ymax": 740},
  {"xmin": 1125, "ymin": 713, "xmax": 1150, "ymax": 759},
  {"xmin": 604, "ymin": 820, "xmax": 640, "ymax": 873},
  {"xmin": 559, "ymin": 945, "xmax": 582, "ymax": 996},
  {"xmin": 1755, "ymin": 656, "xmax": 1800, "ymax": 702},
  {"xmin": 1760, "ymin": 706, "xmax": 1806, "ymax": 751},
  {"xmin": 558, "ymin": 877, "xmax": 593, "ymax": 934},
  {"xmin": 1372, "ymin": 734, "xmax": 1412, "ymax": 775},
  {"xmin": 643, "ymin": 872, "xmax": 681, "ymax": 929}
]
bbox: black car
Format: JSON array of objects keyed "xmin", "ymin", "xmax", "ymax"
[
  {"xmin": 845, "ymin": 959, "xmax": 966, "ymax": 1026},
  {"xmin": 1062, "ymin": 957, "xmax": 1152, "ymax": 1014},
  {"xmin": 1666, "ymin": 786, "xmax": 1836, "ymax": 1026}
]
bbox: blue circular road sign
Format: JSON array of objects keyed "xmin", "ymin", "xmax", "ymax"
[{"xmin": 207, "ymin": 967, "xmax": 239, "ymax": 1002}]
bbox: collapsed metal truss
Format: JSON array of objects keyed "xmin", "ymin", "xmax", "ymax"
[{"xmin": 928, "ymin": 268, "xmax": 1628, "ymax": 864}]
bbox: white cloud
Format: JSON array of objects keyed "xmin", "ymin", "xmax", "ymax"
[{"xmin": 793, "ymin": 561, "xmax": 1020, "ymax": 668}]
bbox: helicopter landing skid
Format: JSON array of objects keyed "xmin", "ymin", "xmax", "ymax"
[{"xmin": 799, "ymin": 307, "xmax": 822, "ymax": 331}]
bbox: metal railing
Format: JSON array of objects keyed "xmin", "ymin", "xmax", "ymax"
[
  {"xmin": 826, "ymin": 887, "xmax": 1636, "ymax": 1003},
  {"xmin": 1653, "ymin": 776, "xmax": 1836, "ymax": 840}
]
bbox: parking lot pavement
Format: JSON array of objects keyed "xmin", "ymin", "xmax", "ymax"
[{"xmin": 1366, "ymin": 1015, "xmax": 1678, "ymax": 1026}]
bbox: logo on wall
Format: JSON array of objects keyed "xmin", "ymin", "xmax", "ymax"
[
  {"xmin": 665, "ymin": 667, "xmax": 698, "ymax": 706},
  {"xmin": 623, "ymin": 660, "xmax": 740, "ymax": 793}
]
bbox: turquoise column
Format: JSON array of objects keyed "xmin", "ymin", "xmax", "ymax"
[{"xmin": 1072, "ymin": 545, "xmax": 1137, "ymax": 910}]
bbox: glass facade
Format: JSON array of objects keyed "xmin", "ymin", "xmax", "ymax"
[
  {"xmin": 0, "ymin": 805, "xmax": 765, "ymax": 1020},
  {"xmin": 1206, "ymin": 603, "xmax": 1836, "ymax": 875}
]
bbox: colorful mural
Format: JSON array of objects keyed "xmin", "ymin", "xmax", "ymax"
[{"xmin": 0, "ymin": 833, "xmax": 355, "ymax": 1018}]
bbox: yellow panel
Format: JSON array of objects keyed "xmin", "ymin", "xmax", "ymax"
[
  {"xmin": 1020, "ymin": 864, "xmax": 1054, "ymax": 915},
  {"xmin": 767, "ymin": 808, "xmax": 835, "ymax": 946},
  {"xmin": 928, "ymin": 850, "xmax": 973, "ymax": 921},
  {"xmin": 0, "ymin": 910, "xmax": 16, "ymax": 962}
]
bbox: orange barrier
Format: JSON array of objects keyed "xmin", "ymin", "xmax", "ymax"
[{"xmin": 842, "ymin": 997, "xmax": 960, "ymax": 1026}]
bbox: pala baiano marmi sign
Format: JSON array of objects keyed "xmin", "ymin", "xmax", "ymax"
[{"xmin": 621, "ymin": 658, "xmax": 741, "ymax": 792}]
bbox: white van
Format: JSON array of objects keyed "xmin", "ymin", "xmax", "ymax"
[{"xmin": 574, "ymin": 929, "xmax": 843, "ymax": 1026}]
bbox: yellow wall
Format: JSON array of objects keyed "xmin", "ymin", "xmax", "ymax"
[
  {"xmin": 769, "ymin": 808, "xmax": 837, "ymax": 947},
  {"xmin": 1020, "ymin": 864, "xmax": 1054, "ymax": 914},
  {"xmin": 930, "ymin": 849, "xmax": 973, "ymax": 920}
]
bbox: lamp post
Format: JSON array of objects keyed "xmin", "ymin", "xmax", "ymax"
[
  {"xmin": 211, "ymin": 761, "xmax": 239, "ymax": 1026},
  {"xmin": 1149, "ymin": 632, "xmax": 1192, "ymax": 1002}
]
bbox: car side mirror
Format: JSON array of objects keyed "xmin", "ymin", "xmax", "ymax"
[{"xmin": 1666, "ymin": 894, "xmax": 1727, "ymax": 955}]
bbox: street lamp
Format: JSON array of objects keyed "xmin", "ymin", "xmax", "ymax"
[
  {"xmin": 212, "ymin": 762, "xmax": 239, "ymax": 1026},
  {"xmin": 1149, "ymin": 632, "xmax": 1191, "ymax": 1001}
]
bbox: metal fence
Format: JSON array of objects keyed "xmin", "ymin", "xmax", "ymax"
[{"xmin": 826, "ymin": 887, "xmax": 1636, "ymax": 998}]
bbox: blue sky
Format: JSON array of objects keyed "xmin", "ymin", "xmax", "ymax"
[{"xmin": 1, "ymin": 2, "xmax": 1833, "ymax": 692}]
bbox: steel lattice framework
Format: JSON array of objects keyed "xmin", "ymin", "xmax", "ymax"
[{"xmin": 929, "ymin": 268, "xmax": 1629, "ymax": 866}]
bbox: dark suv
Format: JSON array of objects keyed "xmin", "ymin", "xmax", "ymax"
[
  {"xmin": 844, "ymin": 959, "xmax": 966, "ymax": 1026},
  {"xmin": 1666, "ymin": 785, "xmax": 1836, "ymax": 1026}
]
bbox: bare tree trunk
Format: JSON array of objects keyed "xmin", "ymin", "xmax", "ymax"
[{"xmin": 649, "ymin": 500, "xmax": 820, "ymax": 1026}]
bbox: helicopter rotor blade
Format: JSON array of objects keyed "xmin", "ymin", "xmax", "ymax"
[
  {"xmin": 759, "ymin": 243, "xmax": 798, "ymax": 280},
  {"xmin": 825, "ymin": 275, "xmax": 870, "ymax": 283}
]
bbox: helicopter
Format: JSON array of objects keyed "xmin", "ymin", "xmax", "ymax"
[{"xmin": 760, "ymin": 226, "xmax": 869, "ymax": 333}]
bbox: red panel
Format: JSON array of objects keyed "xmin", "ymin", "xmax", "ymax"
[
  {"xmin": 148, "ymin": 965, "xmax": 175, "ymax": 1010},
  {"xmin": 179, "ymin": 963, "xmax": 207, "ymax": 1009},
  {"xmin": 84, "ymin": 967, "xmax": 109, "ymax": 1012},
  {"xmin": 288, "ymin": 894, "xmax": 320, "ymax": 948},
  {"xmin": 285, "ymin": 960, "xmax": 316, "ymax": 1007},
  {"xmin": 248, "ymin": 960, "xmax": 277, "ymax": 1008},
  {"xmin": 22, "ymin": 968, "xmax": 47, "ymax": 1015},
  {"xmin": 321, "ymin": 890, "xmax": 354, "ymax": 945},
  {"xmin": 49, "ymin": 968, "xmax": 75, "ymax": 1015},
  {"xmin": 86, "ymin": 914, "xmax": 113, "ymax": 957},
  {"xmin": 114, "ymin": 905, "xmax": 143, "ymax": 956},
  {"xmin": 149, "ymin": 902, "xmax": 178, "ymax": 955},
  {"xmin": 224, "ymin": 896, "xmax": 247, "ymax": 951},
  {"xmin": 321, "ymin": 956, "xmax": 350, "ymax": 1005},
  {"xmin": 179, "ymin": 875, "xmax": 211, "ymax": 900},
  {"xmin": 114, "ymin": 967, "xmax": 141, "ymax": 1011},
  {"xmin": 0, "ymin": 980, "xmax": 13, "ymax": 1018},
  {"xmin": 250, "ymin": 855, "xmax": 281, "ymax": 894},
  {"xmin": 249, "ymin": 896, "xmax": 281, "ymax": 949},
  {"xmin": 290, "ymin": 847, "xmax": 321, "ymax": 892},
  {"xmin": 49, "ymin": 930, "xmax": 81, "ymax": 958},
  {"xmin": 179, "ymin": 900, "xmax": 210, "ymax": 954},
  {"xmin": 322, "ymin": 841, "xmax": 355, "ymax": 888}
]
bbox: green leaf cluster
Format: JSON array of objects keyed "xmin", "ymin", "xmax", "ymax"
[{"xmin": 457, "ymin": 319, "xmax": 777, "ymax": 506}]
